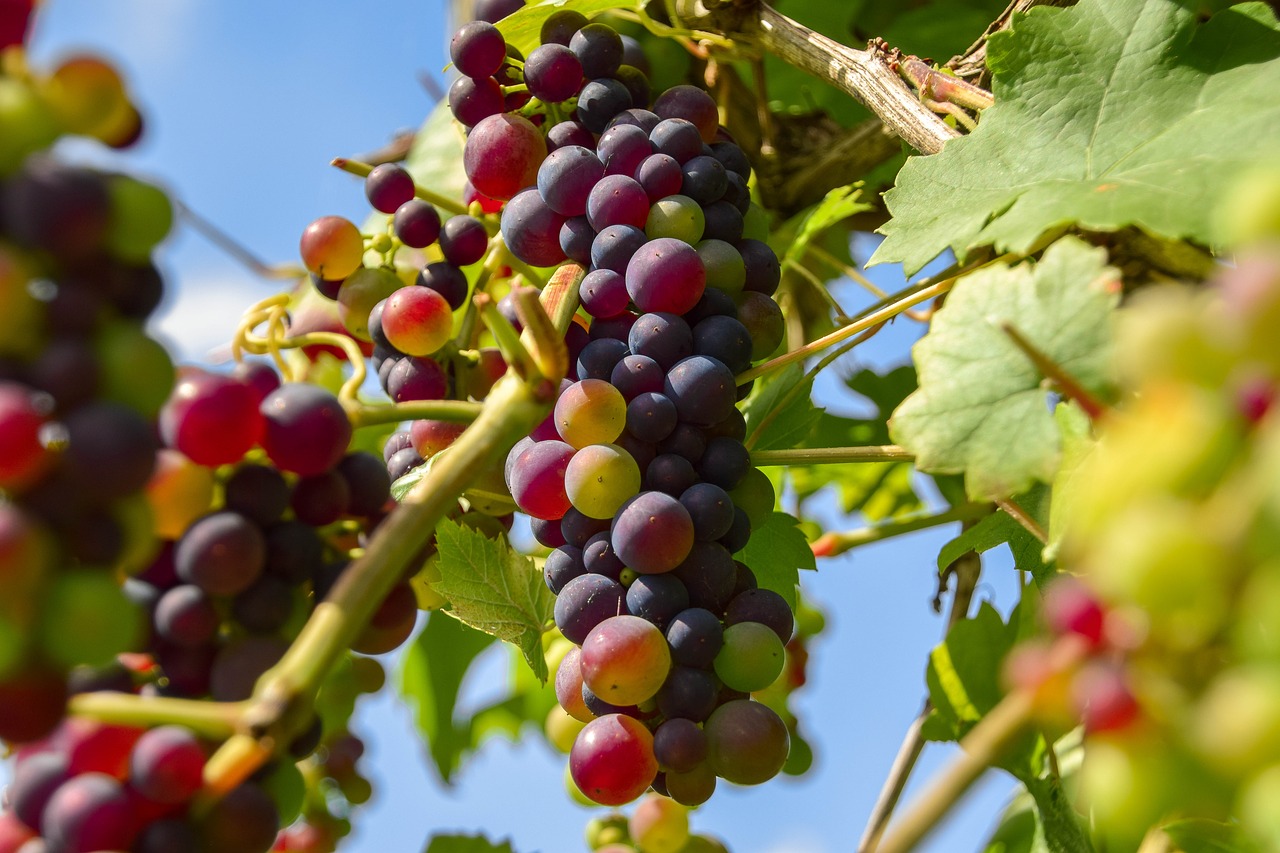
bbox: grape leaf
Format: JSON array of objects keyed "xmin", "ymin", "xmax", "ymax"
[
  {"xmin": 433, "ymin": 520, "xmax": 554, "ymax": 682},
  {"xmin": 889, "ymin": 238, "xmax": 1119, "ymax": 501},
  {"xmin": 872, "ymin": 0, "xmax": 1280, "ymax": 275},
  {"xmin": 775, "ymin": 184, "xmax": 871, "ymax": 267},
  {"xmin": 736, "ymin": 512, "xmax": 816, "ymax": 612},
  {"xmin": 400, "ymin": 612, "xmax": 496, "ymax": 783},
  {"xmin": 404, "ymin": 101, "xmax": 467, "ymax": 204},
  {"xmin": 496, "ymin": 0, "xmax": 639, "ymax": 55},
  {"xmin": 741, "ymin": 364, "xmax": 822, "ymax": 452},
  {"xmin": 1160, "ymin": 819, "xmax": 1251, "ymax": 853},
  {"xmin": 424, "ymin": 833, "xmax": 517, "ymax": 853},
  {"xmin": 936, "ymin": 504, "xmax": 1051, "ymax": 585}
]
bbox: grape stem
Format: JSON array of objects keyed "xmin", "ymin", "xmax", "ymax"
[
  {"xmin": 811, "ymin": 503, "xmax": 991, "ymax": 557},
  {"xmin": 347, "ymin": 399, "xmax": 484, "ymax": 429},
  {"xmin": 1000, "ymin": 322, "xmax": 1110, "ymax": 422},
  {"xmin": 330, "ymin": 157, "xmax": 471, "ymax": 219},
  {"xmin": 67, "ymin": 692, "xmax": 244, "ymax": 740},
  {"xmin": 751, "ymin": 445, "xmax": 913, "ymax": 466},
  {"xmin": 994, "ymin": 497, "xmax": 1048, "ymax": 544},
  {"xmin": 871, "ymin": 689, "xmax": 1036, "ymax": 853}
]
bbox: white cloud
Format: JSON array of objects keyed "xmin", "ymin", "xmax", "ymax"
[{"xmin": 147, "ymin": 268, "xmax": 273, "ymax": 364}]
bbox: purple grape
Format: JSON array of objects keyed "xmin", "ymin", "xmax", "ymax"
[
  {"xmin": 646, "ymin": 453, "xmax": 697, "ymax": 496},
  {"xmin": 393, "ymin": 199, "xmax": 441, "ymax": 249},
  {"xmin": 625, "ymin": 237, "xmax": 706, "ymax": 314},
  {"xmin": 739, "ymin": 239, "xmax": 781, "ymax": 296},
  {"xmin": 606, "ymin": 108, "xmax": 660, "ymax": 135},
  {"xmin": 580, "ymin": 268, "xmax": 629, "ymax": 319},
  {"xmin": 10, "ymin": 752, "xmax": 69, "ymax": 831},
  {"xmin": 663, "ymin": 355, "xmax": 737, "ymax": 426},
  {"xmin": 583, "ymin": 531, "xmax": 625, "ymax": 580},
  {"xmin": 290, "ymin": 469, "xmax": 351, "ymax": 525},
  {"xmin": 586, "ymin": 174, "xmax": 649, "ymax": 230},
  {"xmin": 449, "ymin": 75, "xmax": 505, "ymax": 127},
  {"xmin": 590, "ymin": 223, "xmax": 646, "ymax": 274},
  {"xmin": 222, "ymin": 464, "xmax": 290, "ymax": 527},
  {"xmin": 656, "ymin": 665, "xmax": 718, "ymax": 721},
  {"xmin": 546, "ymin": 120, "xmax": 596, "ymax": 151},
  {"xmin": 673, "ymin": 540, "xmax": 737, "ymax": 612},
  {"xmin": 537, "ymin": 145, "xmax": 603, "ymax": 217},
  {"xmin": 650, "ymin": 118, "xmax": 703, "ymax": 164},
  {"xmin": 654, "ymin": 84, "xmax": 719, "ymax": 141},
  {"xmin": 680, "ymin": 154, "xmax": 728, "ymax": 205},
  {"xmin": 680, "ymin": 482, "xmax": 735, "ymax": 541},
  {"xmin": 562, "ymin": 508, "xmax": 609, "ymax": 548},
  {"xmin": 614, "ymin": 430, "xmax": 657, "ymax": 474},
  {"xmin": 501, "ymin": 188, "xmax": 568, "ymax": 267},
  {"xmin": 525, "ymin": 43, "xmax": 583, "ymax": 102},
  {"xmin": 576, "ymin": 337, "xmax": 630, "ymax": 381},
  {"xmin": 696, "ymin": 435, "xmax": 751, "ymax": 489},
  {"xmin": 41, "ymin": 773, "xmax": 136, "ymax": 853},
  {"xmin": 626, "ymin": 392, "xmax": 677, "ymax": 443},
  {"xmin": 725, "ymin": 589, "xmax": 794, "ymax": 642},
  {"xmin": 175, "ymin": 512, "xmax": 265, "ymax": 597},
  {"xmin": 450, "ymin": 21, "xmax": 507, "ymax": 79},
  {"xmin": 611, "ymin": 354, "xmax": 664, "ymax": 400},
  {"xmin": 136, "ymin": 819, "xmax": 201, "ymax": 853},
  {"xmin": 129, "ymin": 725, "xmax": 206, "ymax": 805},
  {"xmin": 569, "ymin": 22, "xmax": 623, "ymax": 79},
  {"xmin": 703, "ymin": 200, "xmax": 744, "ymax": 243},
  {"xmin": 63, "ymin": 402, "xmax": 157, "ymax": 502},
  {"xmin": 554, "ymin": 573, "xmax": 626, "ymax": 644},
  {"xmin": 611, "ymin": 490, "xmax": 694, "ymax": 575},
  {"xmin": 417, "ymin": 262, "xmax": 469, "ymax": 311},
  {"xmin": 615, "ymin": 65, "xmax": 651, "ymax": 109},
  {"xmin": 666, "ymin": 607, "xmax": 723, "ymax": 668},
  {"xmin": 232, "ymin": 575, "xmax": 295, "ymax": 633},
  {"xmin": 439, "ymin": 214, "xmax": 488, "ymax": 265},
  {"xmin": 628, "ymin": 311, "xmax": 692, "ymax": 369},
  {"xmin": 560, "ymin": 216, "xmax": 595, "ymax": 265},
  {"xmin": 657, "ymin": 423, "xmax": 707, "ymax": 463},
  {"xmin": 588, "ymin": 310, "xmax": 639, "ymax": 342},
  {"xmin": 654, "ymin": 718, "xmax": 707, "ymax": 772},
  {"xmin": 545, "ymin": 545, "xmax": 586, "ymax": 593},
  {"xmin": 693, "ymin": 314, "xmax": 752, "ymax": 374},
  {"xmin": 198, "ymin": 782, "xmax": 279, "ymax": 853},
  {"xmin": 723, "ymin": 171, "xmax": 751, "ymax": 214},
  {"xmin": 265, "ymin": 521, "xmax": 325, "ymax": 584},
  {"xmin": 155, "ymin": 584, "xmax": 220, "ymax": 647},
  {"xmin": 597, "ymin": 124, "xmax": 652, "ymax": 178},
  {"xmin": 626, "ymin": 573, "xmax": 689, "ymax": 628},
  {"xmin": 259, "ymin": 383, "xmax": 352, "ymax": 476},
  {"xmin": 636, "ymin": 152, "xmax": 683, "ymax": 201},
  {"xmin": 576, "ymin": 78, "xmax": 632, "ymax": 134},
  {"xmin": 720, "ymin": 505, "xmax": 752, "ymax": 553},
  {"xmin": 209, "ymin": 635, "xmax": 288, "ymax": 701},
  {"xmin": 540, "ymin": 9, "xmax": 588, "ymax": 45}
]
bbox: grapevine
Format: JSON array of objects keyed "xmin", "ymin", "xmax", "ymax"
[{"xmin": 1, "ymin": 1, "xmax": 1279, "ymax": 852}]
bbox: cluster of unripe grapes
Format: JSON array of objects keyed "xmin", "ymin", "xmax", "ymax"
[{"xmin": 1009, "ymin": 248, "xmax": 1280, "ymax": 850}]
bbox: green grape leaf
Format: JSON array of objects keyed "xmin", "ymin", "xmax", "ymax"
[
  {"xmin": 404, "ymin": 101, "xmax": 467, "ymax": 205},
  {"xmin": 1160, "ymin": 818, "xmax": 1252, "ymax": 853},
  {"xmin": 889, "ymin": 238, "xmax": 1119, "ymax": 501},
  {"xmin": 433, "ymin": 520, "xmax": 554, "ymax": 682},
  {"xmin": 936, "ymin": 505, "xmax": 1052, "ymax": 586},
  {"xmin": 496, "ymin": 0, "xmax": 640, "ymax": 55},
  {"xmin": 737, "ymin": 512, "xmax": 816, "ymax": 612},
  {"xmin": 390, "ymin": 449, "xmax": 444, "ymax": 502},
  {"xmin": 741, "ymin": 364, "xmax": 823, "ymax": 452},
  {"xmin": 423, "ymin": 833, "xmax": 518, "ymax": 853},
  {"xmin": 400, "ymin": 613, "xmax": 496, "ymax": 784},
  {"xmin": 776, "ymin": 184, "xmax": 871, "ymax": 267},
  {"xmin": 872, "ymin": 0, "xmax": 1280, "ymax": 275}
]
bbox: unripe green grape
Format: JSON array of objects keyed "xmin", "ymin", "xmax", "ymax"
[
  {"xmin": 742, "ymin": 203, "xmax": 769, "ymax": 242},
  {"xmin": 565, "ymin": 444, "xmax": 641, "ymax": 519},
  {"xmin": 104, "ymin": 175, "xmax": 173, "ymax": 262},
  {"xmin": 0, "ymin": 78, "xmax": 59, "ymax": 175},
  {"xmin": 696, "ymin": 240, "xmax": 746, "ymax": 295},
  {"xmin": 1191, "ymin": 666, "xmax": 1280, "ymax": 777},
  {"xmin": 555, "ymin": 379, "xmax": 628, "ymax": 449},
  {"xmin": 260, "ymin": 759, "xmax": 306, "ymax": 825},
  {"xmin": 645, "ymin": 195, "xmax": 704, "ymax": 243},
  {"xmin": 97, "ymin": 320, "xmax": 175, "ymax": 418},
  {"xmin": 38, "ymin": 570, "xmax": 144, "ymax": 668},
  {"xmin": 1238, "ymin": 764, "xmax": 1280, "ymax": 850},
  {"xmin": 678, "ymin": 836, "xmax": 730, "ymax": 853},
  {"xmin": 337, "ymin": 266, "xmax": 400, "ymax": 341},
  {"xmin": 628, "ymin": 793, "xmax": 689, "ymax": 853},
  {"xmin": 664, "ymin": 763, "xmax": 716, "ymax": 806},
  {"xmin": 714, "ymin": 621, "xmax": 785, "ymax": 692},
  {"xmin": 114, "ymin": 493, "xmax": 160, "ymax": 576},
  {"xmin": 585, "ymin": 813, "xmax": 630, "ymax": 850},
  {"xmin": 735, "ymin": 291, "xmax": 785, "ymax": 360},
  {"xmin": 0, "ymin": 246, "xmax": 44, "ymax": 358},
  {"xmin": 546, "ymin": 704, "xmax": 588, "ymax": 754}
]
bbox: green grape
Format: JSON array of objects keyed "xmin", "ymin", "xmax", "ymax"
[
  {"xmin": 1191, "ymin": 666, "xmax": 1280, "ymax": 778},
  {"xmin": 97, "ymin": 320, "xmax": 175, "ymax": 418},
  {"xmin": 260, "ymin": 759, "xmax": 306, "ymax": 825},
  {"xmin": 714, "ymin": 621, "xmax": 785, "ymax": 692},
  {"xmin": 742, "ymin": 202, "xmax": 769, "ymax": 241},
  {"xmin": 545, "ymin": 704, "xmax": 587, "ymax": 754},
  {"xmin": 565, "ymin": 444, "xmax": 641, "ymax": 519},
  {"xmin": 645, "ymin": 195, "xmax": 704, "ymax": 244},
  {"xmin": 695, "ymin": 240, "xmax": 746, "ymax": 295},
  {"xmin": 337, "ymin": 266, "xmax": 400, "ymax": 341},
  {"xmin": 628, "ymin": 793, "xmax": 689, "ymax": 853},
  {"xmin": 0, "ymin": 78, "xmax": 59, "ymax": 175},
  {"xmin": 38, "ymin": 570, "xmax": 143, "ymax": 668},
  {"xmin": 585, "ymin": 813, "xmax": 629, "ymax": 850},
  {"xmin": 555, "ymin": 379, "xmax": 627, "ymax": 449},
  {"xmin": 104, "ymin": 175, "xmax": 173, "ymax": 261}
]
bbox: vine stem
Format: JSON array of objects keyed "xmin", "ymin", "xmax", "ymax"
[
  {"xmin": 68, "ymin": 693, "xmax": 245, "ymax": 741},
  {"xmin": 811, "ymin": 503, "xmax": 991, "ymax": 557},
  {"xmin": 872, "ymin": 689, "xmax": 1036, "ymax": 853},
  {"xmin": 751, "ymin": 446, "xmax": 913, "ymax": 466},
  {"xmin": 347, "ymin": 399, "xmax": 483, "ymax": 429},
  {"xmin": 331, "ymin": 157, "xmax": 471, "ymax": 219},
  {"xmin": 736, "ymin": 278, "xmax": 954, "ymax": 385}
]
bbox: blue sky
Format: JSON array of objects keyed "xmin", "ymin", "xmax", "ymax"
[{"xmin": 22, "ymin": 3, "xmax": 1025, "ymax": 851}]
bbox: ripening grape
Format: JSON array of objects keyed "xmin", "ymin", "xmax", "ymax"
[
  {"xmin": 612, "ymin": 491, "xmax": 695, "ymax": 575},
  {"xmin": 0, "ymin": 381, "xmax": 50, "ymax": 491},
  {"xmin": 704, "ymin": 700, "xmax": 789, "ymax": 785},
  {"xmin": 626, "ymin": 238, "xmax": 706, "ymax": 315},
  {"xmin": 556, "ymin": 646, "xmax": 594, "ymax": 722},
  {"xmin": 565, "ymin": 443, "xmax": 641, "ymax": 519},
  {"xmin": 159, "ymin": 369, "xmax": 262, "ymax": 467},
  {"xmin": 508, "ymin": 439, "xmax": 576, "ymax": 521},
  {"xmin": 629, "ymin": 794, "xmax": 690, "ymax": 853},
  {"xmin": 665, "ymin": 763, "xmax": 717, "ymax": 807},
  {"xmin": 581, "ymin": 614, "xmax": 672, "ymax": 706},
  {"xmin": 463, "ymin": 113, "xmax": 547, "ymax": 202},
  {"xmin": 653, "ymin": 85, "xmax": 719, "ymax": 142},
  {"xmin": 300, "ymin": 215, "xmax": 364, "ymax": 281},
  {"xmin": 379, "ymin": 286, "xmax": 453, "ymax": 356},
  {"xmin": 337, "ymin": 266, "xmax": 401, "ymax": 342},
  {"xmin": 570, "ymin": 713, "xmax": 658, "ymax": 806},
  {"xmin": 129, "ymin": 725, "xmax": 206, "ymax": 804},
  {"xmin": 714, "ymin": 621, "xmax": 786, "ymax": 692},
  {"xmin": 259, "ymin": 383, "xmax": 352, "ymax": 476},
  {"xmin": 555, "ymin": 379, "xmax": 627, "ymax": 449}
]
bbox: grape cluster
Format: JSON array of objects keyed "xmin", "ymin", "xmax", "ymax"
[
  {"xmin": 443, "ymin": 14, "xmax": 794, "ymax": 808},
  {"xmin": 0, "ymin": 54, "xmax": 177, "ymax": 746}
]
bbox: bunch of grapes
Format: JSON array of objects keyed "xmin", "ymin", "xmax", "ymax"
[
  {"xmin": 1005, "ymin": 246, "xmax": 1280, "ymax": 849},
  {"xmin": 0, "ymin": 51, "xmax": 179, "ymax": 746},
  {"xmin": 433, "ymin": 12, "xmax": 797, "ymax": 808}
]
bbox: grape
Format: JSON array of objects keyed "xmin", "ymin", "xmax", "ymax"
[
  {"xmin": 408, "ymin": 419, "xmax": 466, "ymax": 461},
  {"xmin": 628, "ymin": 312, "xmax": 693, "ymax": 370},
  {"xmin": 680, "ymin": 483, "xmax": 735, "ymax": 541},
  {"xmin": 714, "ymin": 621, "xmax": 785, "ymax": 691},
  {"xmin": 591, "ymin": 224, "xmax": 647, "ymax": 274},
  {"xmin": 680, "ymin": 155, "xmax": 728, "ymax": 205},
  {"xmin": 653, "ymin": 717, "xmax": 708, "ymax": 773},
  {"xmin": 661, "ymin": 356, "xmax": 736, "ymax": 427},
  {"xmin": 135, "ymin": 818, "xmax": 201, "ymax": 853},
  {"xmin": 584, "ymin": 531, "xmax": 626, "ymax": 580},
  {"xmin": 210, "ymin": 635, "xmax": 288, "ymax": 701},
  {"xmin": 464, "ymin": 113, "xmax": 546, "ymax": 201},
  {"xmin": 41, "ymin": 772, "xmax": 136, "ymax": 853},
  {"xmin": 473, "ymin": 0, "xmax": 524, "ymax": 22},
  {"xmin": 736, "ymin": 290, "xmax": 786, "ymax": 358},
  {"xmin": 337, "ymin": 451, "xmax": 391, "ymax": 516},
  {"xmin": 259, "ymin": 383, "xmax": 352, "ymax": 476},
  {"xmin": 449, "ymin": 75, "xmax": 505, "ymax": 127},
  {"xmin": 386, "ymin": 355, "xmax": 447, "ymax": 403},
  {"xmin": 581, "ymin": 614, "xmax": 671, "ymax": 705},
  {"xmin": 654, "ymin": 85, "xmax": 719, "ymax": 142},
  {"xmin": 636, "ymin": 153, "xmax": 683, "ymax": 202},
  {"xmin": 537, "ymin": 145, "xmax": 604, "ymax": 218},
  {"xmin": 705, "ymin": 700, "xmax": 789, "ymax": 784},
  {"xmin": 724, "ymin": 589, "xmax": 794, "ymax": 642},
  {"xmin": 696, "ymin": 436, "xmax": 751, "ymax": 489},
  {"xmin": 731, "ymin": 561, "xmax": 758, "ymax": 597},
  {"xmin": 728, "ymin": 466, "xmax": 774, "ymax": 525},
  {"xmin": 646, "ymin": 453, "xmax": 697, "ymax": 496},
  {"xmin": 1043, "ymin": 577, "xmax": 1107, "ymax": 646},
  {"xmin": 577, "ymin": 78, "xmax": 633, "ymax": 134},
  {"xmin": 379, "ymin": 286, "xmax": 453, "ymax": 358},
  {"xmin": 175, "ymin": 511, "xmax": 266, "ymax": 597},
  {"xmin": 693, "ymin": 315, "xmax": 751, "ymax": 376},
  {"xmin": 0, "ymin": 382, "xmax": 50, "ymax": 490},
  {"xmin": 738, "ymin": 239, "xmax": 781, "ymax": 296},
  {"xmin": 696, "ymin": 239, "xmax": 747, "ymax": 295},
  {"xmin": 198, "ymin": 782, "xmax": 279, "ymax": 853},
  {"xmin": 574, "ymin": 338, "xmax": 627, "ymax": 383},
  {"xmin": 587, "ymin": 174, "xmax": 649, "ymax": 231},
  {"xmin": 581, "ymin": 268, "xmax": 629, "ymax": 319},
  {"xmin": 3, "ymin": 160, "xmax": 110, "ymax": 260},
  {"xmin": 336, "ymin": 266, "xmax": 400, "ymax": 341},
  {"xmin": 570, "ymin": 714, "xmax": 658, "ymax": 806},
  {"xmin": 612, "ymin": 491, "xmax": 694, "ymax": 574},
  {"xmin": 627, "ymin": 392, "xmax": 677, "ymax": 443},
  {"xmin": 154, "ymin": 584, "xmax": 219, "ymax": 647},
  {"xmin": 721, "ymin": 174, "xmax": 750, "ymax": 216},
  {"xmin": 416, "ymin": 262, "xmax": 469, "ymax": 311},
  {"xmin": 649, "ymin": 119, "xmax": 703, "ymax": 164},
  {"xmin": 569, "ymin": 23, "xmax": 624, "ymax": 78},
  {"xmin": 630, "ymin": 794, "xmax": 690, "ymax": 853},
  {"xmin": 364, "ymin": 163, "xmax": 415, "ymax": 214},
  {"xmin": 554, "ymin": 573, "xmax": 626, "ymax": 644},
  {"xmin": 500, "ymin": 188, "xmax": 568, "ymax": 267},
  {"xmin": 598, "ymin": 124, "xmax": 652, "ymax": 178},
  {"xmin": 646, "ymin": 194, "xmax": 705, "ymax": 243},
  {"xmin": 0, "ymin": 668, "xmax": 65, "ymax": 743},
  {"xmin": 64, "ymin": 401, "xmax": 158, "ymax": 501},
  {"xmin": 560, "ymin": 216, "xmax": 595, "ymax": 265},
  {"xmin": 129, "ymin": 725, "xmax": 205, "ymax": 805},
  {"xmin": 352, "ymin": 581, "xmax": 417, "ymax": 654},
  {"xmin": 565, "ymin": 444, "xmax": 642, "ymax": 519},
  {"xmin": 615, "ymin": 66, "xmax": 651, "ymax": 112},
  {"xmin": 555, "ymin": 379, "xmax": 627, "ymax": 449},
  {"xmin": 626, "ymin": 573, "xmax": 689, "ymax": 628},
  {"xmin": 155, "ymin": 642, "xmax": 215, "ymax": 697},
  {"xmin": 672, "ymin": 541, "xmax": 736, "ymax": 612},
  {"xmin": 524, "ymin": 43, "xmax": 583, "ymax": 103},
  {"xmin": 562, "ymin": 508, "xmax": 610, "ymax": 548},
  {"xmin": 290, "ymin": 470, "xmax": 351, "ymax": 525},
  {"xmin": 450, "ymin": 20, "xmax": 507, "ymax": 78},
  {"xmin": 719, "ymin": 506, "xmax": 752, "ymax": 554},
  {"xmin": 541, "ymin": 8, "xmax": 587, "ymax": 44},
  {"xmin": 232, "ymin": 575, "xmax": 295, "ymax": 633},
  {"xmin": 299, "ymin": 215, "xmax": 363, "ymax": 281},
  {"xmin": 31, "ymin": 338, "xmax": 98, "ymax": 412},
  {"xmin": 10, "ymin": 752, "xmax": 69, "ymax": 831},
  {"xmin": 219, "ymin": 464, "xmax": 288, "ymax": 527},
  {"xmin": 507, "ymin": 439, "xmax": 575, "ymax": 520},
  {"xmin": 611, "ymin": 354, "xmax": 665, "ymax": 401},
  {"xmin": 626, "ymin": 238, "xmax": 706, "ymax": 315},
  {"xmin": 393, "ymin": 199, "xmax": 441, "ymax": 249},
  {"xmin": 546, "ymin": 119, "xmax": 595, "ymax": 151},
  {"xmin": 545, "ymin": 545, "xmax": 586, "ymax": 593},
  {"xmin": 556, "ymin": 646, "xmax": 593, "ymax": 722},
  {"xmin": 657, "ymin": 423, "xmax": 706, "ymax": 463},
  {"xmin": 657, "ymin": 665, "xmax": 718, "ymax": 722},
  {"xmin": 439, "ymin": 214, "xmax": 487, "ymax": 266}
]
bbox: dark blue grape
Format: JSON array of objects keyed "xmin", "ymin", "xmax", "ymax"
[
  {"xmin": 683, "ymin": 287, "xmax": 738, "ymax": 325},
  {"xmin": 264, "ymin": 521, "xmax": 324, "ymax": 585},
  {"xmin": 711, "ymin": 141, "xmax": 751, "ymax": 178},
  {"xmin": 696, "ymin": 436, "xmax": 750, "ymax": 491},
  {"xmin": 336, "ymin": 451, "xmax": 392, "ymax": 516},
  {"xmin": 626, "ymin": 573, "xmax": 689, "ymax": 628},
  {"xmin": 672, "ymin": 541, "xmax": 736, "ymax": 612},
  {"xmin": 646, "ymin": 453, "xmax": 697, "ymax": 496},
  {"xmin": 223, "ymin": 464, "xmax": 290, "ymax": 527},
  {"xmin": 393, "ymin": 199, "xmax": 441, "ymax": 249},
  {"xmin": 561, "ymin": 508, "xmax": 609, "ymax": 548},
  {"xmin": 692, "ymin": 315, "xmax": 752, "ymax": 375},
  {"xmin": 580, "ymin": 268, "xmax": 629, "ymax": 319},
  {"xmin": 657, "ymin": 666, "xmax": 718, "ymax": 721},
  {"xmin": 723, "ymin": 172, "xmax": 750, "ymax": 214},
  {"xmin": 597, "ymin": 124, "xmax": 652, "ymax": 178},
  {"xmin": 725, "ymin": 589, "xmax": 794, "ymax": 642},
  {"xmin": 606, "ymin": 108, "xmax": 661, "ymax": 135},
  {"xmin": 615, "ymin": 66, "xmax": 651, "ymax": 111},
  {"xmin": 590, "ymin": 223, "xmax": 647, "ymax": 274},
  {"xmin": 583, "ymin": 531, "xmax": 625, "ymax": 580},
  {"xmin": 680, "ymin": 155, "xmax": 728, "ymax": 205},
  {"xmin": 636, "ymin": 152, "xmax": 683, "ymax": 201},
  {"xmin": 531, "ymin": 516, "xmax": 566, "ymax": 549},
  {"xmin": 576, "ymin": 337, "xmax": 630, "ymax": 381},
  {"xmin": 537, "ymin": 145, "xmax": 603, "ymax": 217},
  {"xmin": 666, "ymin": 607, "xmax": 723, "ymax": 668},
  {"xmin": 450, "ymin": 21, "xmax": 507, "ymax": 78},
  {"xmin": 610, "ymin": 354, "xmax": 664, "ymax": 400},
  {"xmin": 663, "ymin": 355, "xmax": 736, "ymax": 426},
  {"xmin": 553, "ymin": 573, "xmax": 625, "ymax": 644},
  {"xmin": 576, "ymin": 78, "xmax": 632, "ymax": 133},
  {"xmin": 628, "ymin": 312, "xmax": 692, "ymax": 370},
  {"xmin": 545, "ymin": 545, "xmax": 586, "ymax": 593},
  {"xmin": 524, "ymin": 43, "xmax": 583, "ymax": 102},
  {"xmin": 501, "ymin": 188, "xmax": 568, "ymax": 267},
  {"xmin": 540, "ymin": 9, "xmax": 587, "ymax": 45},
  {"xmin": 449, "ymin": 75, "xmax": 505, "ymax": 127},
  {"xmin": 649, "ymin": 118, "xmax": 703, "ymax": 164},
  {"xmin": 702, "ymin": 200, "xmax": 744, "ymax": 243},
  {"xmin": 680, "ymin": 482, "xmax": 735, "ymax": 541},
  {"xmin": 626, "ymin": 392, "xmax": 677, "ymax": 443},
  {"xmin": 720, "ymin": 506, "xmax": 752, "ymax": 554},
  {"xmin": 653, "ymin": 718, "xmax": 707, "ymax": 773},
  {"xmin": 614, "ymin": 430, "xmax": 657, "ymax": 474},
  {"xmin": 587, "ymin": 310, "xmax": 638, "ymax": 342},
  {"xmin": 656, "ymin": 423, "xmax": 706, "ymax": 463},
  {"xmin": 738, "ymin": 239, "xmax": 781, "ymax": 296},
  {"xmin": 569, "ymin": 22, "xmax": 623, "ymax": 78},
  {"xmin": 546, "ymin": 120, "xmax": 595, "ymax": 151},
  {"xmin": 231, "ymin": 576, "xmax": 294, "ymax": 634},
  {"xmin": 560, "ymin": 215, "xmax": 596, "ymax": 264}
]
